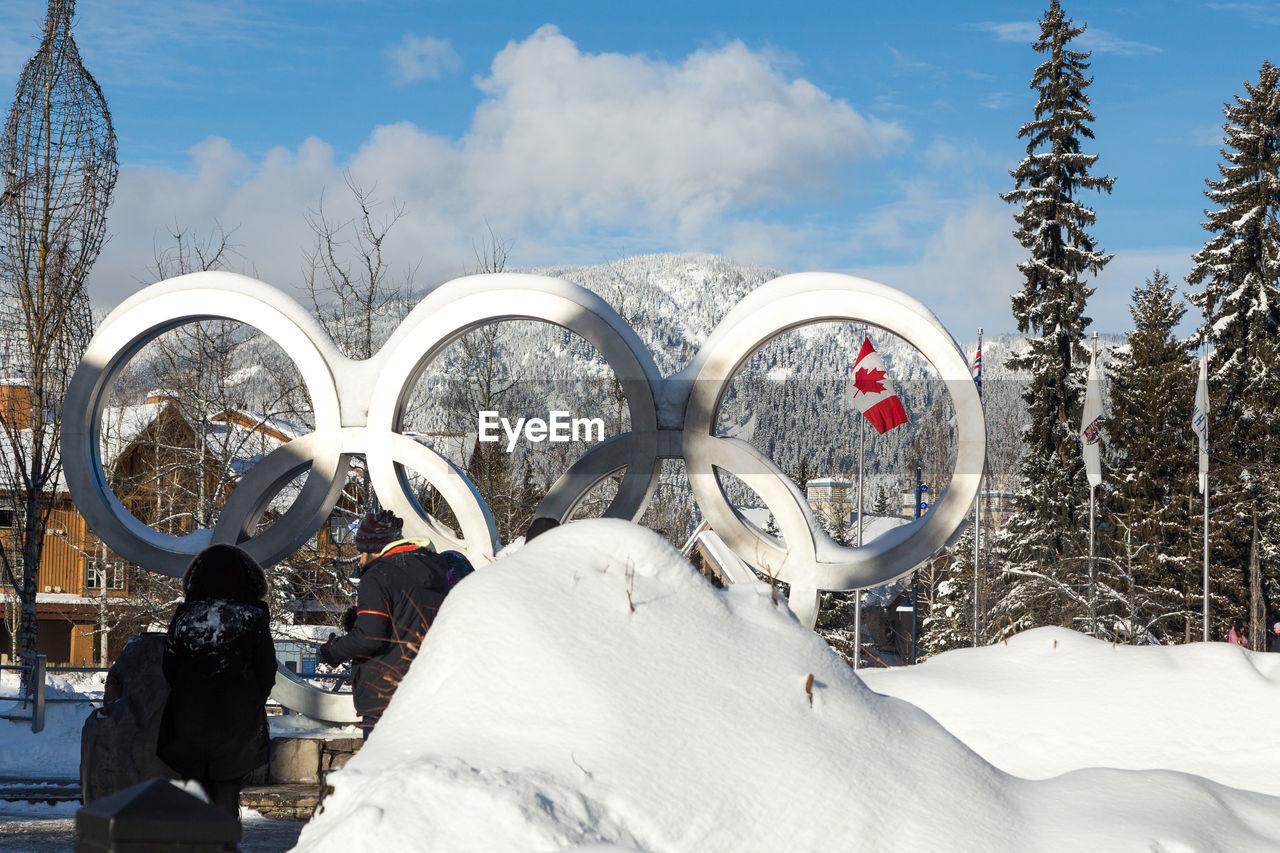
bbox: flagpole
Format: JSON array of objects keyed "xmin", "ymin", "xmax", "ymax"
[
  {"xmin": 1201, "ymin": 342, "xmax": 1210, "ymax": 642},
  {"xmin": 854, "ymin": 416, "xmax": 864, "ymax": 670},
  {"xmin": 972, "ymin": 328, "xmax": 982, "ymax": 648},
  {"xmin": 848, "ymin": 331, "xmax": 909, "ymax": 665},
  {"xmin": 857, "ymin": 418, "xmax": 865, "ymax": 547},
  {"xmin": 1203, "ymin": 464, "xmax": 1209, "ymax": 642},
  {"xmin": 1088, "ymin": 332, "xmax": 1098, "ymax": 638}
]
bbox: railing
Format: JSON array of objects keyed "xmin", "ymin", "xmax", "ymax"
[
  {"xmin": 0, "ymin": 657, "xmax": 353, "ymax": 733},
  {"xmin": 0, "ymin": 659, "xmax": 112, "ymax": 733},
  {"xmin": 0, "ymin": 656, "xmax": 47, "ymax": 733}
]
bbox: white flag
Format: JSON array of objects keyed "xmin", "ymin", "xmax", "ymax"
[
  {"xmin": 1193, "ymin": 349, "xmax": 1209, "ymax": 494},
  {"xmin": 1081, "ymin": 348, "xmax": 1103, "ymax": 489}
]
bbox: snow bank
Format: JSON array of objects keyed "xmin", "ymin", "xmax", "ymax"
[
  {"xmin": 861, "ymin": 625, "xmax": 1280, "ymax": 795},
  {"xmin": 296, "ymin": 520, "xmax": 1280, "ymax": 852},
  {"xmin": 269, "ymin": 714, "xmax": 360, "ymax": 739},
  {"xmin": 0, "ymin": 670, "xmax": 103, "ymax": 779}
]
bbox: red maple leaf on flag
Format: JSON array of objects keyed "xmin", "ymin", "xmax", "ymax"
[{"xmin": 853, "ymin": 366, "xmax": 887, "ymax": 396}]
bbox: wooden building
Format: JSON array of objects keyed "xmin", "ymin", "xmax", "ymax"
[
  {"xmin": 2, "ymin": 382, "xmax": 471, "ymax": 666},
  {"xmin": 0, "ymin": 380, "xmax": 131, "ymax": 666}
]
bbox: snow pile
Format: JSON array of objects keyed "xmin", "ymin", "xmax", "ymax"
[
  {"xmin": 269, "ymin": 714, "xmax": 360, "ymax": 739},
  {"xmin": 296, "ymin": 520, "xmax": 1280, "ymax": 852},
  {"xmin": 0, "ymin": 670, "xmax": 103, "ymax": 779},
  {"xmin": 862, "ymin": 626, "xmax": 1280, "ymax": 795}
]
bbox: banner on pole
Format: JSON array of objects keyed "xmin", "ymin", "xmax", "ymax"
[
  {"xmin": 1193, "ymin": 349, "xmax": 1209, "ymax": 494},
  {"xmin": 1081, "ymin": 348, "xmax": 1103, "ymax": 489}
]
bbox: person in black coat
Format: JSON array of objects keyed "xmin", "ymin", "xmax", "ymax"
[
  {"xmin": 319, "ymin": 510, "xmax": 473, "ymax": 739},
  {"xmin": 156, "ymin": 544, "xmax": 277, "ymax": 819}
]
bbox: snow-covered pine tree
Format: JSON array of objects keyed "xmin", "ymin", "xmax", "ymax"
[
  {"xmin": 1186, "ymin": 61, "xmax": 1280, "ymax": 642},
  {"xmin": 923, "ymin": 518, "xmax": 1011, "ymax": 656},
  {"xmin": 920, "ymin": 536, "xmax": 971, "ymax": 658},
  {"xmin": 873, "ymin": 485, "xmax": 890, "ymax": 514},
  {"xmin": 1105, "ymin": 270, "xmax": 1197, "ymax": 643},
  {"xmin": 993, "ymin": 0, "xmax": 1114, "ymax": 634}
]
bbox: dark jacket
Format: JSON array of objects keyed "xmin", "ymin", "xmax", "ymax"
[
  {"xmin": 321, "ymin": 544, "xmax": 450, "ymax": 719},
  {"xmin": 157, "ymin": 545, "xmax": 277, "ymax": 782}
]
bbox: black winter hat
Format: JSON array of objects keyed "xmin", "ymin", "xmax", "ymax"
[
  {"xmin": 355, "ymin": 509, "xmax": 403, "ymax": 553},
  {"xmin": 184, "ymin": 543, "xmax": 268, "ymax": 603}
]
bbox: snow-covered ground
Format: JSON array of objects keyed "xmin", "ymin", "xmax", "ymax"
[
  {"xmin": 0, "ymin": 669, "xmax": 355, "ymax": 782},
  {"xmin": 6, "ymin": 519, "xmax": 1280, "ymax": 851},
  {"xmin": 297, "ymin": 520, "xmax": 1280, "ymax": 852},
  {"xmin": 0, "ymin": 669, "xmax": 105, "ymax": 780},
  {"xmin": 861, "ymin": 627, "xmax": 1280, "ymax": 796}
]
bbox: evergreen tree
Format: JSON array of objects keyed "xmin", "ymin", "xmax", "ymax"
[
  {"xmin": 873, "ymin": 485, "xmax": 890, "ymax": 515},
  {"xmin": 1186, "ymin": 61, "xmax": 1280, "ymax": 640},
  {"xmin": 1105, "ymin": 271, "xmax": 1198, "ymax": 643},
  {"xmin": 923, "ymin": 525, "xmax": 1006, "ymax": 656},
  {"xmin": 919, "ymin": 546, "xmax": 970, "ymax": 658},
  {"xmin": 992, "ymin": 0, "xmax": 1114, "ymax": 633},
  {"xmin": 815, "ymin": 590, "xmax": 860, "ymax": 667},
  {"xmin": 793, "ymin": 454, "xmax": 813, "ymax": 493}
]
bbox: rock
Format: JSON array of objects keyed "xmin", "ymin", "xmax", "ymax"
[
  {"xmin": 268, "ymin": 738, "xmax": 322, "ymax": 784},
  {"xmin": 80, "ymin": 633, "xmax": 178, "ymax": 803}
]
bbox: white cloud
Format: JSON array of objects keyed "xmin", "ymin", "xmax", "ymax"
[
  {"xmin": 976, "ymin": 21, "xmax": 1161, "ymax": 56},
  {"xmin": 853, "ymin": 204, "xmax": 1200, "ymax": 338},
  {"xmin": 977, "ymin": 22, "xmax": 1039, "ymax": 43},
  {"xmin": 1205, "ymin": 3, "xmax": 1280, "ymax": 26},
  {"xmin": 980, "ymin": 91, "xmax": 1015, "ymax": 110},
  {"xmin": 387, "ymin": 33, "xmax": 461, "ymax": 84},
  {"xmin": 462, "ymin": 26, "xmax": 905, "ymax": 233},
  {"xmin": 0, "ymin": 1, "xmax": 284, "ymax": 87},
  {"xmin": 1078, "ymin": 29, "xmax": 1162, "ymax": 56},
  {"xmin": 92, "ymin": 25, "xmax": 906, "ymax": 308},
  {"xmin": 856, "ymin": 196, "xmax": 1024, "ymax": 336},
  {"xmin": 1188, "ymin": 123, "xmax": 1225, "ymax": 147},
  {"xmin": 1087, "ymin": 247, "xmax": 1198, "ymax": 335}
]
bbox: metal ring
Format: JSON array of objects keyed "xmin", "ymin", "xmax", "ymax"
[
  {"xmin": 62, "ymin": 272, "xmax": 344, "ymax": 577},
  {"xmin": 62, "ymin": 268, "xmax": 984, "ymax": 703},
  {"xmin": 367, "ymin": 273, "xmax": 664, "ymax": 524},
  {"xmin": 682, "ymin": 273, "xmax": 984, "ymax": 611}
]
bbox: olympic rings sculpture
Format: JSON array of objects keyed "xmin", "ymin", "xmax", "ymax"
[{"xmin": 63, "ymin": 270, "xmax": 984, "ymax": 722}]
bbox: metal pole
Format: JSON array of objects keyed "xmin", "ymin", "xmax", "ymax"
[
  {"xmin": 1203, "ymin": 463, "xmax": 1210, "ymax": 643},
  {"xmin": 1087, "ymin": 331, "xmax": 1098, "ymax": 638},
  {"xmin": 32, "ymin": 654, "xmax": 46, "ymax": 733},
  {"xmin": 972, "ymin": 327, "xmax": 982, "ymax": 647},
  {"xmin": 857, "ymin": 418, "xmax": 865, "ymax": 547},
  {"xmin": 1089, "ymin": 484, "xmax": 1097, "ymax": 637},
  {"xmin": 853, "ymin": 590, "xmax": 862, "ymax": 671},
  {"xmin": 855, "ymin": 414, "xmax": 865, "ymax": 666},
  {"xmin": 1202, "ymin": 341, "xmax": 1210, "ymax": 643},
  {"xmin": 911, "ymin": 465, "xmax": 922, "ymax": 664}
]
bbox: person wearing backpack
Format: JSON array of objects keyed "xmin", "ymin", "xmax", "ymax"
[
  {"xmin": 318, "ymin": 510, "xmax": 473, "ymax": 738},
  {"xmin": 157, "ymin": 544, "xmax": 278, "ymax": 819}
]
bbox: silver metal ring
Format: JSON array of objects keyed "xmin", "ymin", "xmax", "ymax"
[{"xmin": 63, "ymin": 269, "xmax": 983, "ymax": 719}]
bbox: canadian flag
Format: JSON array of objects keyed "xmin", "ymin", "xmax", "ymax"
[{"xmin": 849, "ymin": 337, "xmax": 909, "ymax": 434}]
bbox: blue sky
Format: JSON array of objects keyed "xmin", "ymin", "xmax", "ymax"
[{"xmin": 1, "ymin": 1, "xmax": 1274, "ymax": 338}]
